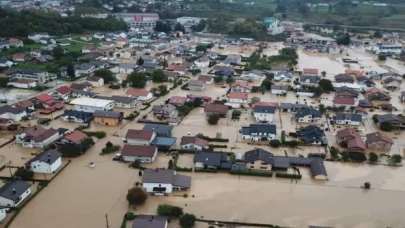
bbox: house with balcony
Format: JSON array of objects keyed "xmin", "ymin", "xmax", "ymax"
[
  {"xmin": 240, "ymin": 124, "xmax": 276, "ymax": 141},
  {"xmin": 15, "ymin": 126, "xmax": 59, "ymax": 148},
  {"xmin": 230, "ymin": 81, "xmax": 252, "ymax": 93},
  {"xmin": 293, "ymin": 106, "xmax": 321, "ymax": 123},
  {"xmin": 296, "ymin": 125, "xmax": 327, "ymax": 145},
  {"xmin": 365, "ymin": 132, "xmax": 393, "ymax": 151},
  {"xmin": 334, "ymin": 113, "xmax": 362, "ymax": 126},
  {"xmin": 376, "ymin": 114, "xmax": 405, "ymax": 130}
]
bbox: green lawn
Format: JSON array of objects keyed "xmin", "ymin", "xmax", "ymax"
[{"xmin": 13, "ymin": 62, "xmax": 48, "ymax": 70}]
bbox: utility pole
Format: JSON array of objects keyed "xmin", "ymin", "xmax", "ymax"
[{"xmin": 105, "ymin": 214, "xmax": 110, "ymax": 228}]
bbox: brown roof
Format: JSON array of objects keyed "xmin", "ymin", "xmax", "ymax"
[
  {"xmin": 336, "ymin": 129, "xmax": 361, "ymax": 140},
  {"xmin": 347, "ymin": 137, "xmax": 366, "ymax": 151},
  {"xmin": 231, "ymin": 81, "xmax": 252, "ymax": 90},
  {"xmin": 16, "ymin": 99, "xmax": 34, "ymax": 108},
  {"xmin": 366, "ymin": 132, "xmax": 393, "ymax": 144},
  {"xmin": 303, "ymin": 68, "xmax": 318, "ymax": 75},
  {"xmin": 355, "ymin": 107, "xmax": 368, "ymax": 114},
  {"xmin": 214, "ymin": 65, "xmax": 232, "ymax": 71},
  {"xmin": 345, "ymin": 69, "xmax": 363, "ymax": 77},
  {"xmin": 121, "ymin": 145, "xmax": 157, "ymax": 157},
  {"xmin": 169, "ymin": 96, "xmax": 187, "ymax": 105},
  {"xmin": 204, "ymin": 103, "xmax": 228, "ymax": 115},
  {"xmin": 180, "ymin": 136, "xmax": 208, "ymax": 147},
  {"xmin": 228, "ymin": 92, "xmax": 248, "ymax": 99},
  {"xmin": 333, "ymin": 97, "xmax": 355, "ymax": 105},
  {"xmin": 125, "ymin": 129, "xmax": 154, "ymax": 140},
  {"xmin": 31, "ymin": 128, "xmax": 58, "ymax": 142},
  {"xmin": 63, "ymin": 130, "xmax": 87, "ymax": 143},
  {"xmin": 12, "ymin": 53, "xmax": 25, "ymax": 58},
  {"xmin": 167, "ymin": 64, "xmax": 187, "ymax": 72},
  {"xmin": 251, "ymin": 102, "xmax": 278, "ymax": 108},
  {"xmin": 15, "ymin": 79, "xmax": 35, "ymax": 84},
  {"xmin": 198, "ymin": 75, "xmax": 213, "ymax": 82},
  {"xmin": 86, "ymin": 76, "xmax": 102, "ymax": 82},
  {"xmin": 126, "ymin": 88, "xmax": 150, "ymax": 97},
  {"xmin": 21, "ymin": 126, "xmax": 47, "ymax": 137}
]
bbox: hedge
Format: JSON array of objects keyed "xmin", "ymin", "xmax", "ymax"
[
  {"xmin": 275, "ymin": 173, "xmax": 302, "ymax": 179},
  {"xmin": 83, "ymin": 131, "xmax": 106, "ymax": 139},
  {"xmin": 125, "ymin": 212, "xmax": 136, "ymax": 220},
  {"xmin": 196, "ymin": 219, "xmax": 280, "ymax": 227},
  {"xmin": 140, "ymin": 103, "xmax": 151, "ymax": 110},
  {"xmin": 209, "ymin": 144, "xmax": 228, "ymax": 148},
  {"xmin": 137, "ymin": 120, "xmax": 169, "ymax": 125},
  {"xmin": 178, "ymin": 149, "xmax": 196, "ymax": 154},
  {"xmin": 174, "ymin": 167, "xmax": 193, "ymax": 172},
  {"xmin": 230, "ymin": 170, "xmax": 273, "ymax": 177},
  {"xmin": 196, "ymin": 134, "xmax": 229, "ymax": 142},
  {"xmin": 120, "ymin": 214, "xmax": 127, "ymax": 228},
  {"xmin": 195, "ymin": 169, "xmax": 217, "ymax": 173}
]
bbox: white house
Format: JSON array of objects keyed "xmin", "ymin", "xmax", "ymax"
[
  {"xmin": 118, "ymin": 63, "xmax": 137, "ymax": 74},
  {"xmin": 0, "ymin": 180, "xmax": 31, "ymax": 207},
  {"xmin": 0, "ymin": 105, "xmax": 27, "ymax": 121},
  {"xmin": 70, "ymin": 98, "xmax": 115, "ymax": 113},
  {"xmin": 230, "ymin": 81, "xmax": 252, "ymax": 93},
  {"xmin": 180, "ymin": 136, "xmax": 209, "ymax": 151},
  {"xmin": 294, "ymin": 107, "xmax": 322, "ymax": 123},
  {"xmin": 121, "ymin": 145, "xmax": 157, "ymax": 163},
  {"xmin": 240, "ymin": 70, "xmax": 263, "ymax": 81},
  {"xmin": 86, "ymin": 76, "xmax": 104, "ymax": 87},
  {"xmin": 194, "ymin": 56, "xmax": 210, "ymax": 68},
  {"xmin": 26, "ymin": 149, "xmax": 62, "ymax": 173},
  {"xmin": 274, "ymin": 71, "xmax": 292, "ymax": 82},
  {"xmin": 7, "ymin": 79, "xmax": 36, "ymax": 89},
  {"xmin": 0, "ymin": 59, "xmax": 13, "ymax": 68},
  {"xmin": 125, "ymin": 88, "xmax": 153, "ymax": 101},
  {"xmin": 124, "ymin": 129, "xmax": 156, "ymax": 146},
  {"xmin": 93, "ymin": 33, "xmax": 105, "ymax": 39},
  {"xmin": 240, "ymin": 124, "xmax": 277, "ymax": 141},
  {"xmin": 335, "ymin": 113, "xmax": 362, "ymax": 126},
  {"xmin": 253, "ymin": 105, "xmax": 276, "ymax": 122},
  {"xmin": 0, "ymin": 207, "xmax": 6, "ymax": 222},
  {"xmin": 15, "ymin": 127, "xmax": 60, "ymax": 148},
  {"xmin": 264, "ymin": 17, "xmax": 284, "ymax": 35},
  {"xmin": 28, "ymin": 33, "xmax": 49, "ymax": 41},
  {"xmin": 142, "ymin": 169, "xmax": 191, "ymax": 194},
  {"xmin": 271, "ymin": 85, "xmax": 288, "ymax": 95},
  {"xmin": 228, "ymin": 92, "xmax": 248, "ymax": 103},
  {"xmin": 296, "ymin": 90, "xmax": 314, "ymax": 97}
]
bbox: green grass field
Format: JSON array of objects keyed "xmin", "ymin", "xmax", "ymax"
[{"xmin": 13, "ymin": 62, "xmax": 48, "ymax": 70}]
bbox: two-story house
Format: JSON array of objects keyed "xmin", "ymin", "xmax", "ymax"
[
  {"xmin": 253, "ymin": 105, "xmax": 276, "ymax": 122},
  {"xmin": 382, "ymin": 77, "xmax": 401, "ymax": 90},
  {"xmin": 15, "ymin": 126, "xmax": 59, "ymax": 148},
  {"xmin": 294, "ymin": 106, "xmax": 322, "ymax": 123},
  {"xmin": 124, "ymin": 130, "xmax": 156, "ymax": 146},
  {"xmin": 335, "ymin": 86, "xmax": 359, "ymax": 98},
  {"xmin": 333, "ymin": 97, "xmax": 356, "ymax": 110},
  {"xmin": 296, "ymin": 125, "xmax": 327, "ymax": 145},
  {"xmin": 228, "ymin": 92, "xmax": 248, "ymax": 104},
  {"xmin": 244, "ymin": 148, "xmax": 273, "ymax": 171},
  {"xmin": 334, "ymin": 74, "xmax": 354, "ymax": 83},
  {"xmin": 25, "ymin": 149, "xmax": 62, "ymax": 173},
  {"xmin": 365, "ymin": 88, "xmax": 391, "ymax": 100},
  {"xmin": 365, "ymin": 132, "xmax": 393, "ymax": 151},
  {"xmin": 240, "ymin": 124, "xmax": 276, "ymax": 141},
  {"xmin": 152, "ymin": 104, "xmax": 176, "ymax": 119},
  {"xmin": 300, "ymin": 75, "xmax": 321, "ymax": 85},
  {"xmin": 121, "ymin": 145, "xmax": 158, "ymax": 163},
  {"xmin": 376, "ymin": 114, "xmax": 405, "ymax": 130},
  {"xmin": 230, "ymin": 81, "xmax": 252, "ymax": 93},
  {"xmin": 334, "ymin": 113, "xmax": 362, "ymax": 126}
]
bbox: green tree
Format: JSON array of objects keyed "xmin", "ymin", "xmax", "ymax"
[
  {"xmin": 319, "ymin": 104, "xmax": 326, "ymax": 114},
  {"xmin": 196, "ymin": 45, "xmax": 207, "ymax": 52},
  {"xmin": 298, "ymin": 5, "xmax": 310, "ymax": 15},
  {"xmin": 127, "ymin": 72, "xmax": 148, "ymax": 88},
  {"xmin": 137, "ymin": 57, "xmax": 144, "ymax": 66},
  {"xmin": 160, "ymin": 60, "xmax": 168, "ymax": 69},
  {"xmin": 214, "ymin": 77, "xmax": 223, "ymax": 83},
  {"xmin": 269, "ymin": 139, "xmax": 281, "ymax": 148},
  {"xmin": 207, "ymin": 114, "xmax": 220, "ymax": 125},
  {"xmin": 336, "ymin": 33, "xmax": 351, "ymax": 45},
  {"xmin": 126, "ymin": 187, "xmax": 147, "ymax": 205},
  {"xmin": 106, "ymin": 141, "xmax": 113, "ymax": 148},
  {"xmin": 178, "ymin": 105, "xmax": 192, "ymax": 117},
  {"xmin": 193, "ymin": 97, "xmax": 202, "ymax": 107},
  {"xmin": 372, "ymin": 114, "xmax": 378, "ymax": 123},
  {"xmin": 157, "ymin": 204, "xmax": 184, "ymax": 217},
  {"xmin": 0, "ymin": 78, "xmax": 8, "ymax": 88},
  {"xmin": 158, "ymin": 84, "xmax": 168, "ymax": 95},
  {"xmin": 373, "ymin": 31, "xmax": 382, "ymax": 38},
  {"xmin": 330, "ymin": 146, "xmax": 340, "ymax": 159},
  {"xmin": 52, "ymin": 46, "xmax": 64, "ymax": 59},
  {"xmin": 276, "ymin": 3, "xmax": 287, "ymax": 13},
  {"xmin": 390, "ymin": 154, "xmax": 402, "ymax": 164},
  {"xmin": 380, "ymin": 121, "xmax": 393, "ymax": 131},
  {"xmin": 93, "ymin": 69, "xmax": 117, "ymax": 84},
  {"xmin": 151, "ymin": 69, "xmax": 167, "ymax": 83},
  {"xmin": 67, "ymin": 64, "xmax": 75, "ymax": 79},
  {"xmin": 179, "ymin": 213, "xmax": 196, "ymax": 228},
  {"xmin": 318, "ymin": 79, "xmax": 334, "ymax": 91},
  {"xmin": 127, "ymin": 4, "xmax": 141, "ymax": 13},
  {"xmin": 378, "ymin": 54, "xmax": 387, "ymax": 61},
  {"xmin": 225, "ymin": 77, "xmax": 234, "ymax": 84},
  {"xmin": 174, "ymin": 22, "xmax": 184, "ymax": 32},
  {"xmin": 321, "ymin": 71, "xmax": 326, "ymax": 77},
  {"xmin": 341, "ymin": 151, "xmax": 350, "ymax": 162},
  {"xmin": 368, "ymin": 152, "xmax": 379, "ymax": 163},
  {"xmin": 14, "ymin": 167, "xmax": 34, "ymax": 180},
  {"xmin": 303, "ymin": 24, "xmax": 311, "ymax": 31}
]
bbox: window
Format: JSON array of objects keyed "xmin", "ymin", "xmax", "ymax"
[
  {"xmin": 250, "ymin": 166, "xmax": 254, "ymax": 168},
  {"xmin": 250, "ymin": 162, "xmax": 254, "ymax": 164},
  {"xmin": 260, "ymin": 166, "xmax": 267, "ymax": 169},
  {"xmin": 261, "ymin": 162, "xmax": 267, "ymax": 165}
]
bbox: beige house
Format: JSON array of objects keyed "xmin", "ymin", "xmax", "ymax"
[{"xmin": 244, "ymin": 149, "xmax": 272, "ymax": 171}]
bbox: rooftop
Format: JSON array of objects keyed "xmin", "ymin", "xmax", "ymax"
[
  {"xmin": 70, "ymin": 98, "xmax": 114, "ymax": 108},
  {"xmin": 122, "ymin": 145, "xmax": 157, "ymax": 157},
  {"xmin": 0, "ymin": 180, "xmax": 31, "ymax": 201}
]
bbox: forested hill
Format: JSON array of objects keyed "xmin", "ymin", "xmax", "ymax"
[{"xmin": 0, "ymin": 8, "xmax": 128, "ymax": 37}]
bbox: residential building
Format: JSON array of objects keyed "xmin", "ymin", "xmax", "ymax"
[
  {"xmin": 115, "ymin": 13, "xmax": 159, "ymax": 27},
  {"xmin": 300, "ymin": 75, "xmax": 321, "ymax": 85},
  {"xmin": 121, "ymin": 145, "xmax": 158, "ymax": 163},
  {"xmin": 356, "ymin": 76, "xmax": 376, "ymax": 87},
  {"xmin": 264, "ymin": 17, "xmax": 284, "ymax": 35},
  {"xmin": 142, "ymin": 169, "xmax": 191, "ymax": 194},
  {"xmin": 253, "ymin": 106, "xmax": 276, "ymax": 122},
  {"xmin": 345, "ymin": 69, "xmax": 363, "ymax": 77},
  {"xmin": 335, "ymin": 129, "xmax": 366, "ymax": 153},
  {"xmin": 382, "ymin": 77, "xmax": 401, "ymax": 90},
  {"xmin": 70, "ymin": 82, "xmax": 92, "ymax": 91},
  {"xmin": 59, "ymin": 130, "xmax": 89, "ymax": 145},
  {"xmin": 365, "ymin": 132, "xmax": 393, "ymax": 151},
  {"xmin": 240, "ymin": 124, "xmax": 276, "ymax": 141},
  {"xmin": 0, "ymin": 119, "xmax": 18, "ymax": 131},
  {"xmin": 400, "ymin": 91, "xmax": 405, "ymax": 102},
  {"xmin": 124, "ymin": 130, "xmax": 156, "ymax": 146},
  {"xmin": 28, "ymin": 33, "xmax": 49, "ymax": 41},
  {"xmin": 126, "ymin": 88, "xmax": 153, "ymax": 101},
  {"xmin": 303, "ymin": 68, "xmax": 318, "ymax": 76},
  {"xmin": 240, "ymin": 70, "xmax": 263, "ymax": 81},
  {"xmin": 270, "ymin": 85, "xmax": 288, "ymax": 95},
  {"xmin": 180, "ymin": 136, "xmax": 209, "ymax": 151},
  {"xmin": 74, "ymin": 63, "xmax": 95, "ymax": 76},
  {"xmin": 0, "ymin": 180, "xmax": 31, "ymax": 207},
  {"xmin": 230, "ymin": 81, "xmax": 252, "ymax": 93},
  {"xmin": 168, "ymin": 96, "xmax": 188, "ymax": 107},
  {"xmin": 244, "ymin": 148, "xmax": 273, "ymax": 170},
  {"xmin": 365, "ymin": 88, "xmax": 391, "ymax": 100},
  {"xmin": 3, "ymin": 69, "xmax": 53, "ymax": 84},
  {"xmin": 296, "ymin": 125, "xmax": 327, "ymax": 145},
  {"xmin": 224, "ymin": 54, "xmax": 241, "ymax": 64},
  {"xmin": 15, "ymin": 126, "xmax": 59, "ymax": 148},
  {"xmin": 8, "ymin": 38, "xmax": 23, "ymax": 48},
  {"xmin": 70, "ymin": 98, "xmax": 115, "ymax": 113},
  {"xmin": 0, "ymin": 58, "xmax": 13, "ymax": 68},
  {"xmin": 61, "ymin": 110, "xmax": 93, "ymax": 123},
  {"xmin": 0, "ymin": 41, "xmax": 9, "ymax": 50},
  {"xmin": 279, "ymin": 103, "xmax": 308, "ymax": 112},
  {"xmin": 164, "ymin": 71, "xmax": 179, "ymax": 82},
  {"xmin": 55, "ymin": 86, "xmax": 72, "ymax": 100},
  {"xmin": 358, "ymin": 99, "xmax": 373, "ymax": 108},
  {"xmin": 12, "ymin": 53, "xmax": 26, "ymax": 62},
  {"xmin": 152, "ymin": 104, "xmax": 176, "ymax": 119},
  {"xmin": 86, "ymin": 76, "xmax": 104, "ymax": 87},
  {"xmin": 274, "ymin": 71, "xmax": 292, "ymax": 82},
  {"xmin": 118, "ymin": 63, "xmax": 137, "ymax": 74},
  {"xmin": 334, "ymin": 113, "xmax": 362, "ymax": 126},
  {"xmin": 0, "ymin": 207, "xmax": 6, "ymax": 222},
  {"xmin": 355, "ymin": 107, "xmax": 368, "ymax": 120},
  {"xmin": 334, "ymin": 74, "xmax": 354, "ymax": 83},
  {"xmin": 143, "ymin": 124, "xmax": 173, "ymax": 137},
  {"xmin": 376, "ymin": 114, "xmax": 405, "ymax": 129},
  {"xmin": 204, "ymin": 103, "xmax": 228, "ymax": 117},
  {"xmin": 71, "ymin": 90, "xmax": 98, "ymax": 99},
  {"xmin": 93, "ymin": 110, "xmax": 123, "ymax": 126},
  {"xmin": 294, "ymin": 106, "xmax": 321, "ymax": 123},
  {"xmin": 333, "ymin": 97, "xmax": 356, "ymax": 110},
  {"xmin": 132, "ymin": 215, "xmax": 168, "ymax": 228},
  {"xmin": 167, "ymin": 65, "xmax": 187, "ymax": 75},
  {"xmin": 193, "ymin": 152, "xmax": 232, "ymax": 170},
  {"xmin": 187, "ymin": 80, "xmax": 205, "ymax": 91},
  {"xmin": 228, "ymin": 92, "xmax": 248, "ymax": 103},
  {"xmin": 334, "ymin": 83, "xmax": 363, "ymax": 93},
  {"xmin": 194, "ymin": 56, "xmax": 210, "ymax": 68},
  {"xmin": 0, "ymin": 105, "xmax": 27, "ymax": 121},
  {"xmin": 7, "ymin": 79, "xmax": 36, "ymax": 89},
  {"xmin": 25, "ymin": 149, "xmax": 62, "ymax": 173},
  {"xmin": 335, "ymin": 86, "xmax": 359, "ymax": 98}
]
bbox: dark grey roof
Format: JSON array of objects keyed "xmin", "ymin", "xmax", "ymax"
[
  {"xmin": 334, "ymin": 74, "xmax": 354, "ymax": 82},
  {"xmin": 335, "ymin": 86, "xmax": 359, "ymax": 95},
  {"xmin": 111, "ymin": 95, "xmax": 137, "ymax": 104},
  {"xmin": 297, "ymin": 125, "xmax": 326, "ymax": 144},
  {"xmin": 358, "ymin": 99, "xmax": 373, "ymax": 108},
  {"xmin": 119, "ymin": 63, "xmax": 137, "ymax": 69},
  {"xmin": 188, "ymin": 80, "xmax": 205, "ymax": 87},
  {"xmin": 272, "ymin": 156, "xmax": 290, "ymax": 169},
  {"xmin": 132, "ymin": 215, "xmax": 168, "ymax": 228},
  {"xmin": 310, "ymin": 157, "xmax": 327, "ymax": 177},
  {"xmin": 244, "ymin": 148, "xmax": 274, "ymax": 164},
  {"xmin": 0, "ymin": 180, "xmax": 31, "ymax": 200},
  {"xmin": 0, "ymin": 105, "xmax": 25, "ymax": 115},
  {"xmin": 142, "ymin": 169, "xmax": 191, "ymax": 188},
  {"xmin": 194, "ymin": 151, "xmax": 222, "ymax": 166},
  {"xmin": 335, "ymin": 113, "xmax": 362, "ymax": 122},
  {"xmin": 279, "ymin": 103, "xmax": 308, "ymax": 110},
  {"xmin": 74, "ymin": 63, "xmax": 93, "ymax": 71},
  {"xmin": 376, "ymin": 114, "xmax": 405, "ymax": 124},
  {"xmin": 72, "ymin": 89, "xmax": 98, "ymax": 97},
  {"xmin": 28, "ymin": 149, "xmax": 61, "ymax": 165},
  {"xmin": 93, "ymin": 110, "xmax": 121, "ymax": 118},
  {"xmin": 253, "ymin": 105, "xmax": 276, "ymax": 114},
  {"xmin": 142, "ymin": 62, "xmax": 157, "ymax": 69},
  {"xmin": 271, "ymin": 84, "xmax": 288, "ymax": 91},
  {"xmin": 151, "ymin": 137, "xmax": 177, "ymax": 147},
  {"xmin": 152, "ymin": 104, "xmax": 176, "ymax": 113},
  {"xmin": 241, "ymin": 124, "xmax": 276, "ymax": 135},
  {"xmin": 88, "ymin": 60, "xmax": 107, "ymax": 67},
  {"xmin": 143, "ymin": 124, "xmax": 173, "ymax": 134},
  {"xmin": 383, "ymin": 77, "xmax": 400, "ymax": 84},
  {"xmin": 300, "ymin": 75, "xmax": 320, "ymax": 83},
  {"xmin": 294, "ymin": 106, "xmax": 321, "ymax": 118}
]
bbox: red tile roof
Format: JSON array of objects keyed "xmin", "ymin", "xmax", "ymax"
[
  {"xmin": 126, "ymin": 88, "xmax": 150, "ymax": 97},
  {"xmin": 12, "ymin": 53, "xmax": 25, "ymax": 58},
  {"xmin": 345, "ymin": 69, "xmax": 363, "ymax": 77},
  {"xmin": 31, "ymin": 128, "xmax": 58, "ymax": 142},
  {"xmin": 122, "ymin": 145, "xmax": 157, "ymax": 157},
  {"xmin": 231, "ymin": 81, "xmax": 252, "ymax": 90},
  {"xmin": 125, "ymin": 129, "xmax": 154, "ymax": 140},
  {"xmin": 336, "ymin": 129, "xmax": 361, "ymax": 140},
  {"xmin": 333, "ymin": 97, "xmax": 355, "ymax": 105},
  {"xmin": 228, "ymin": 92, "xmax": 248, "ymax": 99},
  {"xmin": 35, "ymin": 93, "xmax": 53, "ymax": 103},
  {"xmin": 204, "ymin": 103, "xmax": 228, "ymax": 114},
  {"xmin": 303, "ymin": 68, "xmax": 318, "ymax": 75},
  {"xmin": 167, "ymin": 64, "xmax": 187, "ymax": 72},
  {"xmin": 198, "ymin": 75, "xmax": 213, "ymax": 82},
  {"xmin": 64, "ymin": 130, "xmax": 87, "ymax": 143},
  {"xmin": 16, "ymin": 100, "xmax": 34, "ymax": 108},
  {"xmin": 169, "ymin": 96, "xmax": 188, "ymax": 105},
  {"xmin": 55, "ymin": 86, "xmax": 72, "ymax": 95},
  {"xmin": 251, "ymin": 102, "xmax": 278, "ymax": 108},
  {"xmin": 180, "ymin": 136, "xmax": 208, "ymax": 147}
]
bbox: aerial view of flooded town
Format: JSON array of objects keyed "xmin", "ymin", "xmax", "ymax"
[{"xmin": 2, "ymin": 1, "xmax": 405, "ymax": 228}]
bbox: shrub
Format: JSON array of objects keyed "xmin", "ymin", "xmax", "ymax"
[
  {"xmin": 175, "ymin": 167, "xmax": 193, "ymax": 172},
  {"xmin": 126, "ymin": 187, "xmax": 147, "ymax": 205},
  {"xmin": 209, "ymin": 144, "xmax": 227, "ymax": 148},
  {"xmin": 230, "ymin": 170, "xmax": 273, "ymax": 177},
  {"xmin": 125, "ymin": 113, "xmax": 139, "ymax": 120},
  {"xmin": 339, "ymin": 141, "xmax": 348, "ymax": 148},
  {"xmin": 183, "ymin": 193, "xmax": 188, "ymax": 198},
  {"xmin": 372, "ymin": 114, "xmax": 378, "ymax": 123},
  {"xmin": 194, "ymin": 168, "xmax": 217, "ymax": 173},
  {"xmin": 179, "ymin": 213, "xmax": 196, "ymax": 228},
  {"xmin": 14, "ymin": 167, "xmax": 34, "ymax": 180},
  {"xmin": 380, "ymin": 121, "xmax": 393, "ymax": 132},
  {"xmin": 330, "ymin": 146, "xmax": 340, "ymax": 159},
  {"xmin": 284, "ymin": 140, "xmax": 299, "ymax": 147},
  {"xmin": 269, "ymin": 139, "xmax": 281, "ymax": 148},
  {"xmin": 275, "ymin": 173, "xmax": 302, "ymax": 179},
  {"xmin": 125, "ymin": 212, "xmax": 136, "ymax": 220},
  {"xmin": 83, "ymin": 131, "xmax": 106, "ymax": 139},
  {"xmin": 196, "ymin": 134, "xmax": 229, "ymax": 142},
  {"xmin": 390, "ymin": 154, "xmax": 402, "ymax": 164},
  {"xmin": 368, "ymin": 152, "xmax": 379, "ymax": 163},
  {"xmin": 157, "ymin": 204, "xmax": 184, "ymax": 217},
  {"xmin": 101, "ymin": 145, "xmax": 121, "ymax": 154},
  {"xmin": 281, "ymin": 130, "xmax": 286, "ymax": 144},
  {"xmin": 207, "ymin": 113, "xmax": 220, "ymax": 125},
  {"xmin": 348, "ymin": 152, "xmax": 367, "ymax": 162},
  {"xmin": 363, "ymin": 182, "xmax": 371, "ymax": 189}
]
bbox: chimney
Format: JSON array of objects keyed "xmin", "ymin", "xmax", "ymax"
[{"xmin": 12, "ymin": 189, "xmax": 16, "ymax": 194}]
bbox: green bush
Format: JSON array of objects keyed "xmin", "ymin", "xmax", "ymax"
[
  {"xmin": 348, "ymin": 152, "xmax": 367, "ymax": 162},
  {"xmin": 125, "ymin": 212, "xmax": 136, "ymax": 220},
  {"xmin": 140, "ymin": 103, "xmax": 151, "ymax": 110},
  {"xmin": 209, "ymin": 144, "xmax": 228, "ymax": 148},
  {"xmin": 269, "ymin": 139, "xmax": 281, "ymax": 148},
  {"xmin": 157, "ymin": 204, "xmax": 184, "ymax": 217},
  {"xmin": 196, "ymin": 134, "xmax": 229, "ymax": 142},
  {"xmin": 195, "ymin": 168, "xmax": 217, "ymax": 173},
  {"xmin": 125, "ymin": 112, "xmax": 139, "ymax": 120},
  {"xmin": 275, "ymin": 173, "xmax": 302, "ymax": 179},
  {"xmin": 14, "ymin": 168, "xmax": 34, "ymax": 180},
  {"xmin": 101, "ymin": 145, "xmax": 121, "ymax": 154},
  {"xmin": 230, "ymin": 170, "xmax": 273, "ymax": 177},
  {"xmin": 175, "ymin": 167, "xmax": 193, "ymax": 172},
  {"xmin": 178, "ymin": 149, "xmax": 196, "ymax": 154},
  {"xmin": 83, "ymin": 131, "xmax": 106, "ymax": 139}
]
